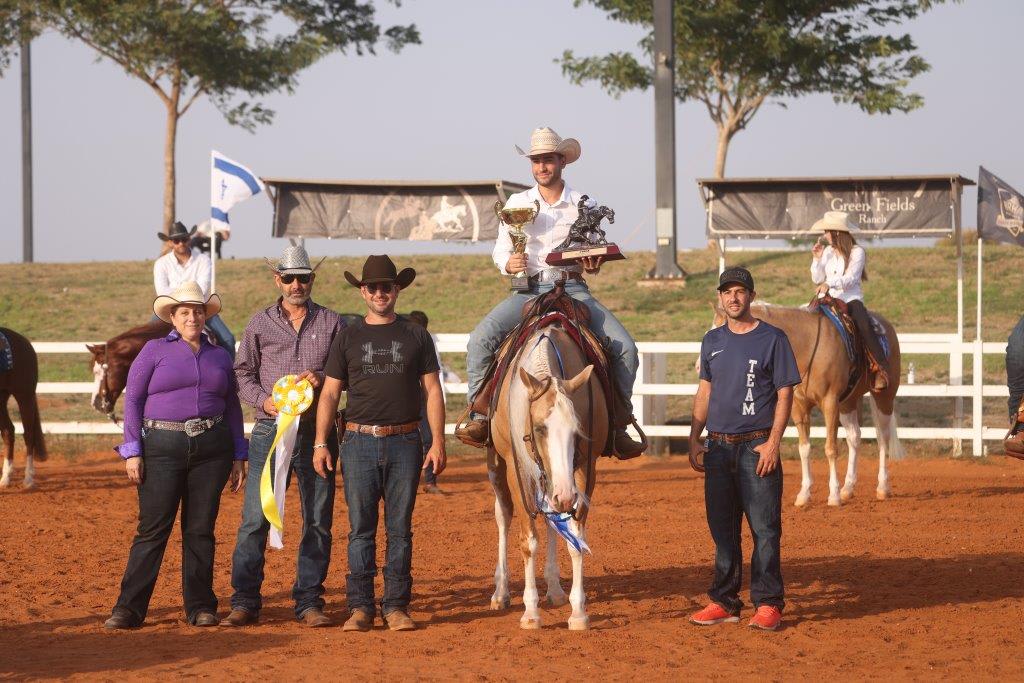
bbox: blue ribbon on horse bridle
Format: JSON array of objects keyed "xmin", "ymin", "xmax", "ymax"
[{"xmin": 536, "ymin": 494, "xmax": 591, "ymax": 554}]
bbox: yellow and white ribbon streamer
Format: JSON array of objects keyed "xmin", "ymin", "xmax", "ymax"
[{"xmin": 260, "ymin": 375, "xmax": 314, "ymax": 549}]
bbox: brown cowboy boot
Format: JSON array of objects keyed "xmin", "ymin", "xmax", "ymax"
[
  {"xmin": 454, "ymin": 409, "xmax": 488, "ymax": 448},
  {"xmin": 871, "ymin": 368, "xmax": 889, "ymax": 392},
  {"xmin": 613, "ymin": 428, "xmax": 645, "ymax": 460}
]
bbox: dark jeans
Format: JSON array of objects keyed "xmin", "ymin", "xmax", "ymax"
[
  {"xmin": 847, "ymin": 299, "xmax": 886, "ymax": 367},
  {"xmin": 340, "ymin": 429, "xmax": 423, "ymax": 616},
  {"xmin": 112, "ymin": 421, "xmax": 233, "ymax": 624},
  {"xmin": 230, "ymin": 418, "xmax": 338, "ymax": 619},
  {"xmin": 1007, "ymin": 314, "xmax": 1024, "ymax": 419},
  {"xmin": 419, "ymin": 413, "xmax": 436, "ymax": 486},
  {"xmin": 703, "ymin": 436, "xmax": 784, "ymax": 614}
]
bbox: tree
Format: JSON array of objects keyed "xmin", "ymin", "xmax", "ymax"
[
  {"xmin": 0, "ymin": 1, "xmax": 419, "ymax": 233},
  {"xmin": 559, "ymin": 0, "xmax": 947, "ymax": 177}
]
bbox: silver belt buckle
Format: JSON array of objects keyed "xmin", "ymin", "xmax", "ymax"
[
  {"xmin": 184, "ymin": 418, "xmax": 206, "ymax": 437},
  {"xmin": 371, "ymin": 425, "xmax": 384, "ymax": 437}
]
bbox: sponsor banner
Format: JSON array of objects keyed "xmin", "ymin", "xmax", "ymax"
[
  {"xmin": 699, "ymin": 177, "xmax": 966, "ymax": 237},
  {"xmin": 267, "ymin": 181, "xmax": 528, "ymax": 242},
  {"xmin": 978, "ymin": 166, "xmax": 1024, "ymax": 247}
]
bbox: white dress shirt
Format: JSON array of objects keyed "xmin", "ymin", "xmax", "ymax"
[
  {"xmin": 153, "ymin": 248, "xmax": 212, "ymax": 297},
  {"xmin": 810, "ymin": 244, "xmax": 865, "ymax": 303},
  {"xmin": 491, "ymin": 183, "xmax": 588, "ymax": 278}
]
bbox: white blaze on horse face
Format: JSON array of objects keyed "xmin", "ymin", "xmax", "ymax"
[
  {"xmin": 544, "ymin": 388, "xmax": 579, "ymax": 513},
  {"xmin": 91, "ymin": 361, "xmax": 104, "ymax": 411}
]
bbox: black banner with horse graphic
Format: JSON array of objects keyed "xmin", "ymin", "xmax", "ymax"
[{"xmin": 978, "ymin": 166, "xmax": 1024, "ymax": 247}]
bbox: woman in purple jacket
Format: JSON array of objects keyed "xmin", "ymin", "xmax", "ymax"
[{"xmin": 104, "ymin": 281, "xmax": 247, "ymax": 629}]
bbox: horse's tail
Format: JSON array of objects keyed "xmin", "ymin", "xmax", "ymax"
[{"xmin": 869, "ymin": 395, "xmax": 904, "ymax": 461}]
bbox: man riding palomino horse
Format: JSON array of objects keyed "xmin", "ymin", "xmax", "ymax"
[{"xmin": 455, "ymin": 127, "xmax": 645, "ymax": 459}]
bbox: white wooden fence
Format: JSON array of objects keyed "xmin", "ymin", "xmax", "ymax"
[{"xmin": 22, "ymin": 333, "xmax": 1008, "ymax": 455}]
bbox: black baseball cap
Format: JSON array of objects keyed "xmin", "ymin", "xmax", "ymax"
[{"xmin": 718, "ymin": 267, "xmax": 755, "ymax": 292}]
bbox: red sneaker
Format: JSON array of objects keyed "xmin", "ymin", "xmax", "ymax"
[
  {"xmin": 689, "ymin": 603, "xmax": 739, "ymax": 626},
  {"xmin": 748, "ymin": 605, "xmax": 782, "ymax": 631}
]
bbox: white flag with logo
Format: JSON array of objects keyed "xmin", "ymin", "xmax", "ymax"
[{"xmin": 210, "ymin": 150, "xmax": 265, "ymax": 234}]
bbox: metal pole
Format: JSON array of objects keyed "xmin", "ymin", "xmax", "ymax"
[
  {"xmin": 973, "ymin": 237, "xmax": 984, "ymax": 456},
  {"xmin": 20, "ymin": 37, "xmax": 33, "ymax": 263},
  {"xmin": 210, "ymin": 232, "xmax": 217, "ymax": 294},
  {"xmin": 647, "ymin": 0, "xmax": 686, "ymax": 281},
  {"xmin": 952, "ymin": 197, "xmax": 964, "ymax": 455}
]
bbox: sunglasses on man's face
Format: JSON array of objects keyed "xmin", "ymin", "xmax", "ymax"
[
  {"xmin": 365, "ymin": 283, "xmax": 395, "ymax": 294},
  {"xmin": 171, "ymin": 238, "xmax": 189, "ymax": 245},
  {"xmin": 280, "ymin": 273, "xmax": 312, "ymax": 285}
]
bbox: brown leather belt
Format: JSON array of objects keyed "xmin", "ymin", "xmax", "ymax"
[
  {"xmin": 528, "ymin": 271, "xmax": 584, "ymax": 286},
  {"xmin": 344, "ymin": 421, "xmax": 420, "ymax": 437},
  {"xmin": 708, "ymin": 429, "xmax": 771, "ymax": 444}
]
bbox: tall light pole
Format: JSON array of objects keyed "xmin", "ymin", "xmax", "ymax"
[
  {"xmin": 21, "ymin": 35, "xmax": 33, "ymax": 263},
  {"xmin": 646, "ymin": 0, "xmax": 685, "ymax": 282}
]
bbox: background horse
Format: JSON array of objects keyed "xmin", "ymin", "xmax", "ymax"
[
  {"xmin": 86, "ymin": 321, "xmax": 171, "ymax": 422},
  {"xmin": 0, "ymin": 328, "xmax": 48, "ymax": 488},
  {"xmin": 488, "ymin": 323, "xmax": 607, "ymax": 630},
  {"xmin": 712, "ymin": 303, "xmax": 902, "ymax": 507}
]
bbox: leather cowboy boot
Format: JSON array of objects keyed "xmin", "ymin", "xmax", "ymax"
[
  {"xmin": 610, "ymin": 391, "xmax": 645, "ymax": 460},
  {"xmin": 871, "ymin": 367, "xmax": 889, "ymax": 392},
  {"xmin": 454, "ymin": 413, "xmax": 488, "ymax": 448}
]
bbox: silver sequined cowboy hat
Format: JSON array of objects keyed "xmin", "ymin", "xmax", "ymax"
[
  {"xmin": 264, "ymin": 245, "xmax": 326, "ymax": 275},
  {"xmin": 514, "ymin": 127, "xmax": 581, "ymax": 165},
  {"xmin": 811, "ymin": 211, "xmax": 860, "ymax": 234},
  {"xmin": 153, "ymin": 281, "xmax": 222, "ymax": 323}
]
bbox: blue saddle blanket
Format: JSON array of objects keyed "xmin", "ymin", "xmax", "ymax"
[
  {"xmin": 0, "ymin": 331, "xmax": 12, "ymax": 372},
  {"xmin": 819, "ymin": 306, "xmax": 889, "ymax": 364}
]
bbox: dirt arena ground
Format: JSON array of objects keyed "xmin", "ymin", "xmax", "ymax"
[{"xmin": 2, "ymin": 451, "xmax": 1023, "ymax": 681}]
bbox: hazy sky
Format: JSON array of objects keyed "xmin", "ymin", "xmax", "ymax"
[{"xmin": 0, "ymin": 0, "xmax": 1019, "ymax": 264}]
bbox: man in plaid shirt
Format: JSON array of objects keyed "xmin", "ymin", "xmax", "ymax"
[{"xmin": 223, "ymin": 246, "xmax": 346, "ymax": 628}]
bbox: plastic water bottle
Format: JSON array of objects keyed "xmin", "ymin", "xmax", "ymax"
[{"xmin": 907, "ymin": 362, "xmax": 915, "ymax": 385}]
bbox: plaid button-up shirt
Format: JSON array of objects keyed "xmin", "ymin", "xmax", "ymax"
[{"xmin": 234, "ymin": 298, "xmax": 346, "ymax": 420}]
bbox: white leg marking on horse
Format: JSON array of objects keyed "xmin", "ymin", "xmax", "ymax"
[
  {"xmin": 0, "ymin": 456, "xmax": 12, "ymax": 488},
  {"xmin": 90, "ymin": 361, "xmax": 104, "ymax": 412},
  {"xmin": 520, "ymin": 532, "xmax": 542, "ymax": 629},
  {"xmin": 826, "ymin": 455, "xmax": 841, "ymax": 507},
  {"xmin": 794, "ymin": 439, "xmax": 812, "ymax": 507},
  {"xmin": 839, "ymin": 410, "xmax": 861, "ymax": 501},
  {"xmin": 544, "ymin": 524, "xmax": 567, "ymax": 607},
  {"xmin": 874, "ymin": 409, "xmax": 893, "ymax": 500},
  {"xmin": 490, "ymin": 495, "xmax": 511, "ymax": 610},
  {"xmin": 566, "ymin": 519, "xmax": 589, "ymax": 630},
  {"xmin": 22, "ymin": 454, "xmax": 34, "ymax": 489}
]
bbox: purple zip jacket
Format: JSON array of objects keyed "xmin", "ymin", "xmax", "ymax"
[{"xmin": 115, "ymin": 331, "xmax": 247, "ymax": 460}]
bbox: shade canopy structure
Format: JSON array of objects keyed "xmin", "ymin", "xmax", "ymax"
[
  {"xmin": 697, "ymin": 175, "xmax": 975, "ymax": 238},
  {"xmin": 263, "ymin": 178, "xmax": 530, "ymax": 243}
]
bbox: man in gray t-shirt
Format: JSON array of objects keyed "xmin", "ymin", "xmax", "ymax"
[{"xmin": 687, "ymin": 267, "xmax": 800, "ymax": 633}]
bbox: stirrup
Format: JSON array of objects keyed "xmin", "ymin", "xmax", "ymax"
[{"xmin": 453, "ymin": 407, "xmax": 489, "ymax": 448}]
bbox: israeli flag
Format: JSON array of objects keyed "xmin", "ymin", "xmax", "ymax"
[{"xmin": 210, "ymin": 150, "xmax": 265, "ymax": 233}]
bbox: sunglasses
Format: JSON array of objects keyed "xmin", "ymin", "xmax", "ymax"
[
  {"xmin": 280, "ymin": 273, "xmax": 312, "ymax": 284},
  {"xmin": 171, "ymin": 237, "xmax": 189, "ymax": 244},
  {"xmin": 365, "ymin": 283, "xmax": 395, "ymax": 294}
]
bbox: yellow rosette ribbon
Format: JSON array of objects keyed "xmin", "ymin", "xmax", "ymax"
[{"xmin": 260, "ymin": 374, "xmax": 314, "ymax": 549}]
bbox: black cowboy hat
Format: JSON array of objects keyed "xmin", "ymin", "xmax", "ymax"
[
  {"xmin": 158, "ymin": 221, "xmax": 198, "ymax": 242},
  {"xmin": 344, "ymin": 254, "xmax": 416, "ymax": 289}
]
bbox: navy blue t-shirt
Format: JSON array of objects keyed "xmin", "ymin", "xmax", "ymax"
[{"xmin": 699, "ymin": 320, "xmax": 801, "ymax": 434}]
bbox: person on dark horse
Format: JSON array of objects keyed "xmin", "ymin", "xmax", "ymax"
[
  {"xmin": 455, "ymin": 126, "xmax": 644, "ymax": 459},
  {"xmin": 154, "ymin": 221, "xmax": 235, "ymax": 358}
]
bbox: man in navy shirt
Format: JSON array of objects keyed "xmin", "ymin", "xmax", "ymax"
[{"xmin": 688, "ymin": 267, "xmax": 801, "ymax": 632}]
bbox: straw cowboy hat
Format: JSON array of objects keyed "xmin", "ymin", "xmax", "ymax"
[
  {"xmin": 153, "ymin": 281, "xmax": 222, "ymax": 323},
  {"xmin": 264, "ymin": 245, "xmax": 326, "ymax": 275},
  {"xmin": 158, "ymin": 221, "xmax": 198, "ymax": 242},
  {"xmin": 344, "ymin": 254, "xmax": 416, "ymax": 289},
  {"xmin": 515, "ymin": 127, "xmax": 581, "ymax": 165},
  {"xmin": 811, "ymin": 210, "xmax": 860, "ymax": 234}
]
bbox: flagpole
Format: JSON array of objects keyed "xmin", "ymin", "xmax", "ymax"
[
  {"xmin": 210, "ymin": 231, "xmax": 217, "ymax": 294},
  {"xmin": 973, "ymin": 235, "xmax": 984, "ymax": 456}
]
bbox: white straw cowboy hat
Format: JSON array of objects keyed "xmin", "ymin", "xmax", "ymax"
[
  {"xmin": 153, "ymin": 281, "xmax": 222, "ymax": 323},
  {"xmin": 811, "ymin": 210, "xmax": 860, "ymax": 234},
  {"xmin": 514, "ymin": 127, "xmax": 581, "ymax": 165},
  {"xmin": 264, "ymin": 245, "xmax": 326, "ymax": 275}
]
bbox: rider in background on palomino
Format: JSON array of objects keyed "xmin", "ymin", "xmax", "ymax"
[
  {"xmin": 154, "ymin": 221, "xmax": 236, "ymax": 359},
  {"xmin": 810, "ymin": 210, "xmax": 888, "ymax": 391},
  {"xmin": 455, "ymin": 126, "xmax": 644, "ymax": 459}
]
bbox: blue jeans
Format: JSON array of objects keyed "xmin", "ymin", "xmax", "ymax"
[
  {"xmin": 113, "ymin": 422, "xmax": 233, "ymax": 624},
  {"xmin": 1007, "ymin": 314, "xmax": 1024, "ymax": 419},
  {"xmin": 466, "ymin": 280, "xmax": 638, "ymax": 420},
  {"xmin": 340, "ymin": 429, "xmax": 423, "ymax": 616},
  {"xmin": 205, "ymin": 314, "xmax": 236, "ymax": 360},
  {"xmin": 419, "ymin": 412, "xmax": 436, "ymax": 486},
  {"xmin": 703, "ymin": 436, "xmax": 784, "ymax": 614},
  {"xmin": 230, "ymin": 418, "xmax": 338, "ymax": 619}
]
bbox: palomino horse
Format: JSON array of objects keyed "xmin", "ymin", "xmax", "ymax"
[
  {"xmin": 0, "ymin": 328, "xmax": 48, "ymax": 488},
  {"xmin": 488, "ymin": 322, "xmax": 607, "ymax": 630},
  {"xmin": 86, "ymin": 321, "xmax": 172, "ymax": 421},
  {"xmin": 712, "ymin": 303, "xmax": 903, "ymax": 506}
]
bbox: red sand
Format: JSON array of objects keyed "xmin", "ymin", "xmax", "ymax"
[{"xmin": 1, "ymin": 452, "xmax": 1023, "ymax": 680}]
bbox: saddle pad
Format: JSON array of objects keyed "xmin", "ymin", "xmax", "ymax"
[
  {"xmin": 819, "ymin": 305, "xmax": 889, "ymax": 364},
  {"xmin": 0, "ymin": 331, "xmax": 12, "ymax": 372}
]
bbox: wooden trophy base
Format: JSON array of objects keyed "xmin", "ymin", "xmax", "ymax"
[{"xmin": 545, "ymin": 243, "xmax": 625, "ymax": 267}]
